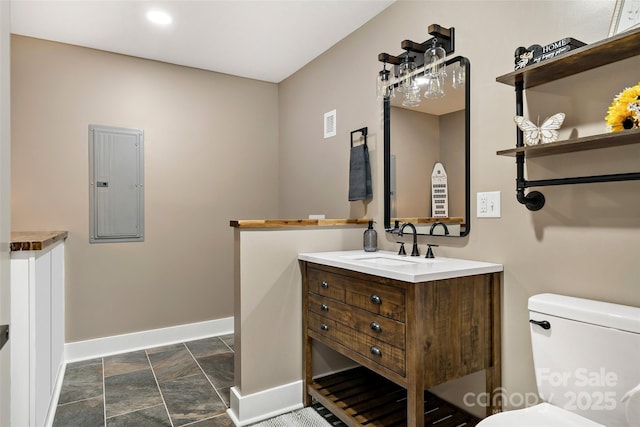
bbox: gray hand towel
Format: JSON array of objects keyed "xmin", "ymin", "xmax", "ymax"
[{"xmin": 348, "ymin": 144, "xmax": 372, "ymax": 201}]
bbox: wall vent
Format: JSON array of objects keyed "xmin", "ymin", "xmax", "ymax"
[{"xmin": 324, "ymin": 110, "xmax": 336, "ymax": 138}]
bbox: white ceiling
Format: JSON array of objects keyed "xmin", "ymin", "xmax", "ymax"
[{"xmin": 10, "ymin": 0, "xmax": 395, "ymax": 83}]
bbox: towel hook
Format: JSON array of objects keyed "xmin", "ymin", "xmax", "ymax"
[{"xmin": 350, "ymin": 127, "xmax": 368, "ymax": 148}]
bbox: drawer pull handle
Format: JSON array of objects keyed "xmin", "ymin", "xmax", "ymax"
[
  {"xmin": 370, "ymin": 346, "xmax": 382, "ymax": 356},
  {"xmin": 321, "ymin": 304, "xmax": 329, "ymax": 312},
  {"xmin": 370, "ymin": 322, "xmax": 382, "ymax": 333},
  {"xmin": 321, "ymin": 281, "xmax": 329, "ymax": 289},
  {"xmin": 320, "ymin": 324, "xmax": 329, "ymax": 331},
  {"xmin": 370, "ymin": 294, "xmax": 382, "ymax": 305}
]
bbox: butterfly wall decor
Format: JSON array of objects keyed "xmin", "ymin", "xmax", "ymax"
[{"xmin": 513, "ymin": 113, "xmax": 565, "ymax": 145}]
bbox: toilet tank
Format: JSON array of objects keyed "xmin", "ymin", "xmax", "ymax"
[{"xmin": 529, "ymin": 293, "xmax": 640, "ymax": 427}]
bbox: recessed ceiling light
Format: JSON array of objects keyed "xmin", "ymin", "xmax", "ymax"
[{"xmin": 146, "ymin": 10, "xmax": 172, "ymax": 25}]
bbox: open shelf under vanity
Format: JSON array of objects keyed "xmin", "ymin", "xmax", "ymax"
[{"xmin": 310, "ymin": 367, "xmax": 480, "ymax": 427}]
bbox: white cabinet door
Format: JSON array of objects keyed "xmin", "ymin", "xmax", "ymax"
[
  {"xmin": 10, "ymin": 256, "xmax": 31, "ymax": 427},
  {"xmin": 11, "ymin": 240, "xmax": 65, "ymax": 427},
  {"xmin": 33, "ymin": 251, "xmax": 51, "ymax": 427},
  {"xmin": 50, "ymin": 243, "xmax": 65, "ymax": 391}
]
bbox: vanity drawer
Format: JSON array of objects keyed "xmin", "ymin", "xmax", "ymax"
[
  {"xmin": 307, "ymin": 268, "xmax": 406, "ymax": 321},
  {"xmin": 307, "ymin": 268, "xmax": 347, "ymax": 301},
  {"xmin": 308, "ymin": 293, "xmax": 405, "ymax": 349},
  {"xmin": 308, "ymin": 312, "xmax": 405, "ymax": 376}
]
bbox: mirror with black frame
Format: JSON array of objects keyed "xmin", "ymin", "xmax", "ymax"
[{"xmin": 383, "ymin": 56, "xmax": 470, "ymax": 237}]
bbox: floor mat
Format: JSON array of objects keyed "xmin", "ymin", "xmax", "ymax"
[{"xmin": 249, "ymin": 406, "xmax": 332, "ymax": 427}]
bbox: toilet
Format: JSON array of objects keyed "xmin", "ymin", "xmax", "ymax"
[{"xmin": 478, "ymin": 293, "xmax": 640, "ymax": 427}]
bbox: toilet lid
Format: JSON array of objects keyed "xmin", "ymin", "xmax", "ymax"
[{"xmin": 476, "ymin": 403, "xmax": 605, "ymax": 427}]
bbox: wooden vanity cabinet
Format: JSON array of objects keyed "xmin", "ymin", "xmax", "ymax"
[{"xmin": 301, "ymin": 261, "xmax": 502, "ymax": 427}]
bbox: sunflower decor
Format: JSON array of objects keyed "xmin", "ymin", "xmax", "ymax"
[{"xmin": 605, "ymin": 82, "xmax": 640, "ymax": 132}]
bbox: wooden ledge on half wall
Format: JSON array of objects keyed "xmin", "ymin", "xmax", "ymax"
[
  {"xmin": 10, "ymin": 231, "xmax": 68, "ymax": 251},
  {"xmin": 391, "ymin": 217, "xmax": 464, "ymax": 224},
  {"xmin": 229, "ymin": 218, "xmax": 371, "ymax": 229}
]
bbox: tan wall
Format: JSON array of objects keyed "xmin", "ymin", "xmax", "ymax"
[
  {"xmin": 440, "ymin": 110, "xmax": 465, "ymax": 219},
  {"xmin": 234, "ymin": 227, "xmax": 361, "ymax": 397},
  {"xmin": 390, "ymin": 107, "xmax": 464, "ymax": 221},
  {"xmin": 278, "ymin": 0, "xmax": 640, "ymax": 411},
  {"xmin": 11, "ymin": 36, "xmax": 280, "ymax": 342},
  {"xmin": 391, "ymin": 107, "xmax": 439, "ymax": 216},
  {"xmin": 9, "ymin": 1, "xmax": 640, "ymax": 415}
]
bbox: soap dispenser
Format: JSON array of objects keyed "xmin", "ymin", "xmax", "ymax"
[{"xmin": 363, "ymin": 220, "xmax": 377, "ymax": 252}]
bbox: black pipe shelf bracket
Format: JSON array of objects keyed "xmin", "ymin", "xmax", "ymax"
[{"xmin": 495, "ymin": 27, "xmax": 640, "ymax": 211}]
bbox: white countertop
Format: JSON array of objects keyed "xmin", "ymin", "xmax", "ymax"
[{"xmin": 298, "ymin": 250, "xmax": 503, "ymax": 283}]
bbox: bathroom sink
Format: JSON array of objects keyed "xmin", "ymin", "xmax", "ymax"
[
  {"xmin": 299, "ymin": 250, "xmax": 503, "ymax": 283},
  {"xmin": 351, "ymin": 256, "xmax": 419, "ymax": 267},
  {"xmin": 342, "ymin": 253, "xmax": 443, "ymax": 266}
]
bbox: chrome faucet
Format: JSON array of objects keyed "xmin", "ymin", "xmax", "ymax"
[
  {"xmin": 429, "ymin": 221, "xmax": 450, "ymax": 236},
  {"xmin": 398, "ymin": 222, "xmax": 420, "ymax": 256}
]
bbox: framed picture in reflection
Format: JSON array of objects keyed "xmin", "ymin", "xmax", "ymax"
[{"xmin": 609, "ymin": 0, "xmax": 640, "ymax": 36}]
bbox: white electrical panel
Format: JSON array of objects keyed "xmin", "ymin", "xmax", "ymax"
[{"xmin": 89, "ymin": 125, "xmax": 144, "ymax": 243}]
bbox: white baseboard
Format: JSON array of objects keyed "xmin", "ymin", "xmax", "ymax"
[
  {"xmin": 64, "ymin": 317, "xmax": 234, "ymax": 362},
  {"xmin": 43, "ymin": 362, "xmax": 66, "ymax": 427},
  {"xmin": 227, "ymin": 381, "xmax": 303, "ymax": 426}
]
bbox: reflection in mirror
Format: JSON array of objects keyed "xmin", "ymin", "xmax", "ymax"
[{"xmin": 384, "ymin": 56, "xmax": 470, "ymax": 236}]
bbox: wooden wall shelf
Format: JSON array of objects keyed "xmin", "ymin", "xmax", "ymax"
[
  {"xmin": 496, "ymin": 27, "xmax": 640, "ymax": 210},
  {"xmin": 497, "ymin": 128, "xmax": 640, "ymax": 158},
  {"xmin": 496, "ymin": 28, "xmax": 640, "ymax": 89}
]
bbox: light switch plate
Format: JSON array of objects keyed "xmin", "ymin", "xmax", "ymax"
[{"xmin": 477, "ymin": 191, "xmax": 501, "ymax": 218}]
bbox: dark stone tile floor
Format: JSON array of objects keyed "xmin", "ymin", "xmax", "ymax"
[
  {"xmin": 52, "ymin": 333, "xmax": 345, "ymax": 427},
  {"xmin": 52, "ymin": 335, "xmax": 236, "ymax": 427}
]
